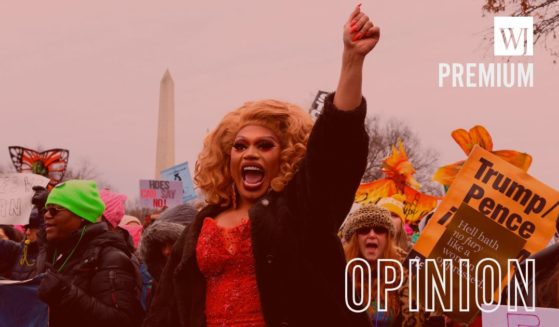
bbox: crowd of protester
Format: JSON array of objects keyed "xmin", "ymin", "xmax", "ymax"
[{"xmin": 1, "ymin": 5, "xmax": 558, "ymax": 327}]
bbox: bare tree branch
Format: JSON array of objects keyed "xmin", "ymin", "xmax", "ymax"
[
  {"xmin": 63, "ymin": 157, "xmax": 112, "ymax": 189},
  {"xmin": 64, "ymin": 159, "xmax": 99, "ymax": 180},
  {"xmin": 124, "ymin": 197, "xmax": 149, "ymax": 224},
  {"xmin": 483, "ymin": 0, "xmax": 559, "ymax": 58},
  {"xmin": 362, "ymin": 115, "xmax": 443, "ymax": 196}
]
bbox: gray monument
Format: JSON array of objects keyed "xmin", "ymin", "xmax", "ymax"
[{"xmin": 155, "ymin": 69, "xmax": 175, "ymax": 178}]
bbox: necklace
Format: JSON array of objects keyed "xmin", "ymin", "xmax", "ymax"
[{"xmin": 52, "ymin": 225, "xmax": 87, "ymax": 273}]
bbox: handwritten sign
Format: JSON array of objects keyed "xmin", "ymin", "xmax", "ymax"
[
  {"xmin": 0, "ymin": 173, "xmax": 50, "ymax": 225},
  {"xmin": 160, "ymin": 162, "xmax": 197, "ymax": 202},
  {"xmin": 139, "ymin": 179, "xmax": 183, "ymax": 209}
]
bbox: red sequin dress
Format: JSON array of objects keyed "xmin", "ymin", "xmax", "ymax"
[{"xmin": 196, "ymin": 217, "xmax": 266, "ymax": 327}]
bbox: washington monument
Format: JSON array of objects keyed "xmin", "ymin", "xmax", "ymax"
[{"xmin": 155, "ymin": 69, "xmax": 175, "ymax": 178}]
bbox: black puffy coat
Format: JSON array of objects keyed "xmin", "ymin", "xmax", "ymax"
[
  {"xmin": 0, "ymin": 239, "xmax": 20, "ymax": 278},
  {"xmin": 144, "ymin": 94, "xmax": 371, "ymax": 327},
  {"xmin": 36, "ymin": 221, "xmax": 144, "ymax": 327}
]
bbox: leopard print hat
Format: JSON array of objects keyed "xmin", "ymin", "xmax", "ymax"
[{"xmin": 341, "ymin": 204, "xmax": 395, "ymax": 241}]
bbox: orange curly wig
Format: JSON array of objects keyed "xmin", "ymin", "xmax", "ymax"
[{"xmin": 194, "ymin": 99, "xmax": 313, "ymax": 207}]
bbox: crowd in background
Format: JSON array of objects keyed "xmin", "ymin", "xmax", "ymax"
[{"xmin": 1, "ymin": 5, "xmax": 558, "ymax": 327}]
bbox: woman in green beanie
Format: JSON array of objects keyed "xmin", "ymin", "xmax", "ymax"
[{"xmin": 36, "ymin": 180, "xmax": 143, "ymax": 327}]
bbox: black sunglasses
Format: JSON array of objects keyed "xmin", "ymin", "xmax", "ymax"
[
  {"xmin": 46, "ymin": 206, "xmax": 67, "ymax": 217},
  {"xmin": 356, "ymin": 226, "xmax": 388, "ymax": 235}
]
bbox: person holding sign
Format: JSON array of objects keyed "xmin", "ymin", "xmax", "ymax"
[
  {"xmin": 0, "ymin": 185, "xmax": 49, "ymax": 280},
  {"xmin": 144, "ymin": 4, "xmax": 378, "ymax": 327},
  {"xmin": 35, "ymin": 180, "xmax": 143, "ymax": 327},
  {"xmin": 342, "ymin": 204, "xmax": 423, "ymax": 326}
]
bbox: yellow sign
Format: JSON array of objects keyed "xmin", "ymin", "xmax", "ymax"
[{"xmin": 408, "ymin": 146, "xmax": 559, "ymax": 323}]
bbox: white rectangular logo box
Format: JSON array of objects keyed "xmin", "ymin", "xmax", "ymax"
[{"xmin": 494, "ymin": 16, "xmax": 534, "ymax": 56}]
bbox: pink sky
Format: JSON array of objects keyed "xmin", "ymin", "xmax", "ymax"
[{"xmin": 1, "ymin": 0, "xmax": 557, "ymax": 201}]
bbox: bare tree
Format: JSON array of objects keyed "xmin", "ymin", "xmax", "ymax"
[
  {"xmin": 301, "ymin": 94, "xmax": 443, "ymax": 195},
  {"xmin": 483, "ymin": 0, "xmax": 559, "ymax": 58},
  {"xmin": 63, "ymin": 158, "xmax": 99, "ymax": 180},
  {"xmin": 363, "ymin": 115, "xmax": 443, "ymax": 196},
  {"xmin": 63, "ymin": 157, "xmax": 113, "ymax": 189},
  {"xmin": 124, "ymin": 197, "xmax": 150, "ymax": 224}
]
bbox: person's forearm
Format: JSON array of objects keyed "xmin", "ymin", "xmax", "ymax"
[{"xmin": 334, "ymin": 50, "xmax": 365, "ymax": 111}]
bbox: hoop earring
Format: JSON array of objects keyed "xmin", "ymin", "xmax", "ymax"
[{"xmin": 231, "ymin": 183, "xmax": 238, "ymax": 210}]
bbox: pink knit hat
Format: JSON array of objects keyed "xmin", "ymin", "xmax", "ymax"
[
  {"xmin": 99, "ymin": 189, "xmax": 127, "ymax": 228},
  {"xmin": 122, "ymin": 224, "xmax": 143, "ymax": 248},
  {"xmin": 119, "ymin": 215, "xmax": 143, "ymax": 248}
]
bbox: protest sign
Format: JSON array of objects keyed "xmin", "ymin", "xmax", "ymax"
[
  {"xmin": 354, "ymin": 141, "xmax": 440, "ymax": 223},
  {"xmin": 308, "ymin": 90, "xmax": 329, "ymax": 120},
  {"xmin": 482, "ymin": 305, "xmax": 559, "ymax": 326},
  {"xmin": 0, "ymin": 173, "xmax": 50, "ymax": 225},
  {"xmin": 407, "ymin": 146, "xmax": 559, "ymax": 324},
  {"xmin": 0, "ymin": 275, "xmax": 48, "ymax": 327},
  {"xmin": 8, "ymin": 146, "xmax": 70, "ymax": 188},
  {"xmin": 160, "ymin": 162, "xmax": 197, "ymax": 202},
  {"xmin": 139, "ymin": 179, "xmax": 183, "ymax": 209}
]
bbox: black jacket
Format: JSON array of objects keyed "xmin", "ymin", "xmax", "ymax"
[
  {"xmin": 505, "ymin": 242, "xmax": 559, "ymax": 307},
  {"xmin": 36, "ymin": 221, "xmax": 144, "ymax": 327},
  {"xmin": 144, "ymin": 93, "xmax": 371, "ymax": 327},
  {"xmin": 0, "ymin": 239, "xmax": 20, "ymax": 278}
]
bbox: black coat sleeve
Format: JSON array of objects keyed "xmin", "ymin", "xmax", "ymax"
[
  {"xmin": 0, "ymin": 239, "xmax": 21, "ymax": 277},
  {"xmin": 286, "ymin": 92, "xmax": 369, "ymax": 233},
  {"xmin": 57, "ymin": 249, "xmax": 144, "ymax": 327}
]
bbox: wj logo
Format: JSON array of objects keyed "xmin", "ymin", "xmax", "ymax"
[{"xmin": 494, "ymin": 17, "xmax": 534, "ymax": 56}]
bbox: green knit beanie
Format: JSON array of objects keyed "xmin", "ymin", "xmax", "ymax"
[{"xmin": 46, "ymin": 180, "xmax": 106, "ymax": 223}]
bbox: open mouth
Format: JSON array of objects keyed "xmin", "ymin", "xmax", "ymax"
[
  {"xmin": 365, "ymin": 241, "xmax": 378, "ymax": 250},
  {"xmin": 241, "ymin": 164, "xmax": 265, "ymax": 191}
]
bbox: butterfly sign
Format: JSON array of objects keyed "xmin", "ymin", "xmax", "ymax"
[
  {"xmin": 355, "ymin": 179, "xmax": 440, "ymax": 223},
  {"xmin": 8, "ymin": 146, "xmax": 70, "ymax": 188},
  {"xmin": 355, "ymin": 141, "xmax": 440, "ymax": 223}
]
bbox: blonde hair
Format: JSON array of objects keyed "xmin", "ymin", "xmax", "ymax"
[
  {"xmin": 195, "ymin": 99, "xmax": 313, "ymax": 207},
  {"xmin": 343, "ymin": 232, "xmax": 403, "ymax": 315},
  {"xmin": 393, "ymin": 216, "xmax": 411, "ymax": 252}
]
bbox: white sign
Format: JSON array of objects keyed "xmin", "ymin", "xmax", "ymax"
[
  {"xmin": 0, "ymin": 173, "xmax": 50, "ymax": 225},
  {"xmin": 494, "ymin": 16, "xmax": 534, "ymax": 56},
  {"xmin": 139, "ymin": 179, "xmax": 184, "ymax": 209},
  {"xmin": 160, "ymin": 162, "xmax": 197, "ymax": 202},
  {"xmin": 482, "ymin": 305, "xmax": 559, "ymax": 326}
]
